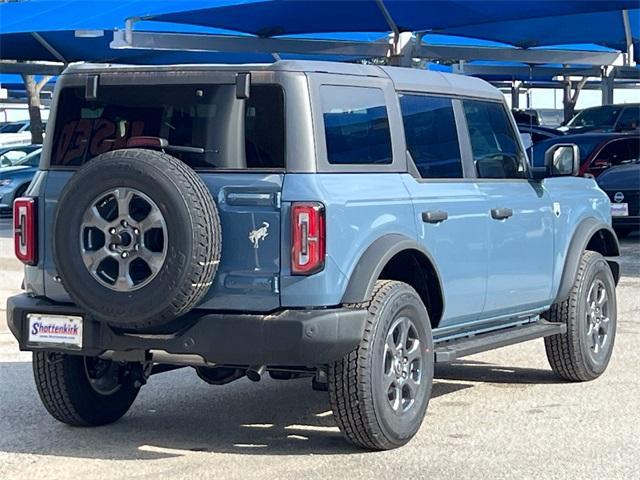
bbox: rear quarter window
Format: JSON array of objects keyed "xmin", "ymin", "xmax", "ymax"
[{"xmin": 320, "ymin": 85, "xmax": 393, "ymax": 165}]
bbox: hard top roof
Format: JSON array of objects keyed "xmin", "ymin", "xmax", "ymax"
[{"xmin": 63, "ymin": 59, "xmax": 502, "ymax": 100}]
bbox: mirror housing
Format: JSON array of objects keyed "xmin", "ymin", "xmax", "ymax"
[{"xmin": 531, "ymin": 143, "xmax": 580, "ymax": 179}]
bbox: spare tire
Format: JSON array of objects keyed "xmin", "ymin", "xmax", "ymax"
[{"xmin": 53, "ymin": 148, "xmax": 221, "ymax": 330}]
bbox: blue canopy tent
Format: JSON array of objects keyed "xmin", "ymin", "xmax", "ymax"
[
  {"xmin": 0, "ymin": 1, "xmax": 281, "ymax": 67},
  {"xmin": 436, "ymin": 9, "xmax": 639, "ymax": 62},
  {"xmin": 147, "ymin": 1, "xmax": 637, "ymax": 36},
  {"xmin": 106, "ymin": 0, "xmax": 635, "ymax": 68}
]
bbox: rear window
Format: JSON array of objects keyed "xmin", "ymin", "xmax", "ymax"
[
  {"xmin": 51, "ymin": 84, "xmax": 285, "ymax": 169},
  {"xmin": 320, "ymin": 85, "xmax": 392, "ymax": 165}
]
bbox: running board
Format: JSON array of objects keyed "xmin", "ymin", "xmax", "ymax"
[{"xmin": 434, "ymin": 321, "xmax": 566, "ymax": 363}]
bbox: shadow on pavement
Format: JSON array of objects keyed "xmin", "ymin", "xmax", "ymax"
[
  {"xmin": 618, "ymin": 231, "xmax": 640, "ymax": 278},
  {"xmin": 435, "ymin": 359, "xmax": 563, "ymax": 385},
  {"xmin": 0, "ymin": 357, "xmax": 566, "ymax": 460}
]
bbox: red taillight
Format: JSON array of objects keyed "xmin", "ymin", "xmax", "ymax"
[
  {"xmin": 291, "ymin": 202, "xmax": 325, "ymax": 275},
  {"xmin": 13, "ymin": 197, "xmax": 37, "ymax": 265}
]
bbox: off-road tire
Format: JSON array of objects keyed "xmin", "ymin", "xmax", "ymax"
[
  {"xmin": 544, "ymin": 250, "xmax": 617, "ymax": 381},
  {"xmin": 53, "ymin": 149, "xmax": 221, "ymax": 330},
  {"xmin": 329, "ymin": 280, "xmax": 434, "ymax": 450},
  {"xmin": 33, "ymin": 352, "xmax": 140, "ymax": 426}
]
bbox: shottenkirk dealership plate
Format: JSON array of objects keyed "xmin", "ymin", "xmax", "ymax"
[
  {"xmin": 27, "ymin": 314, "xmax": 83, "ymax": 348},
  {"xmin": 611, "ymin": 203, "xmax": 629, "ymax": 217}
]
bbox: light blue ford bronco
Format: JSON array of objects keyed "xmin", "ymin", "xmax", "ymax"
[{"xmin": 7, "ymin": 61, "xmax": 620, "ymax": 450}]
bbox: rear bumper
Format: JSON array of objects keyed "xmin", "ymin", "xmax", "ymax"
[{"xmin": 6, "ymin": 294, "xmax": 367, "ymax": 365}]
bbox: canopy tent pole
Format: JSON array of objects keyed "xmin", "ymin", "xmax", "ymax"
[
  {"xmin": 374, "ymin": 0, "xmax": 413, "ymax": 66},
  {"xmin": 621, "ymin": 10, "xmax": 636, "ymax": 66},
  {"xmin": 31, "ymin": 32, "xmax": 67, "ymax": 64}
]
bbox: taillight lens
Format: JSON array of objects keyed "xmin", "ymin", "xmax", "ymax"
[
  {"xmin": 13, "ymin": 197, "xmax": 37, "ymax": 265},
  {"xmin": 291, "ymin": 202, "xmax": 325, "ymax": 275}
]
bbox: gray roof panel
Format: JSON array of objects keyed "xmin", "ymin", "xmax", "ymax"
[{"xmin": 381, "ymin": 65, "xmax": 503, "ymax": 100}]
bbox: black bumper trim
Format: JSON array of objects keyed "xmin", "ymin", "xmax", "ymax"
[{"xmin": 6, "ymin": 294, "xmax": 367, "ymax": 365}]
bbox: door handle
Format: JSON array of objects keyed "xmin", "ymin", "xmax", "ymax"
[
  {"xmin": 422, "ymin": 210, "xmax": 448, "ymax": 224},
  {"xmin": 491, "ymin": 208, "xmax": 513, "ymax": 220}
]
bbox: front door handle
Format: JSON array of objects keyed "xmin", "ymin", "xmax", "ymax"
[
  {"xmin": 491, "ymin": 208, "xmax": 513, "ymax": 220},
  {"xmin": 422, "ymin": 210, "xmax": 448, "ymax": 224}
]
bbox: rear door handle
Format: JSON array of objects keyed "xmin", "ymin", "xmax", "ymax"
[
  {"xmin": 422, "ymin": 210, "xmax": 448, "ymax": 224},
  {"xmin": 491, "ymin": 208, "xmax": 513, "ymax": 220}
]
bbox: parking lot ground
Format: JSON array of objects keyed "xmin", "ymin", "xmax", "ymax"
[{"xmin": 0, "ymin": 217, "xmax": 638, "ymax": 480}]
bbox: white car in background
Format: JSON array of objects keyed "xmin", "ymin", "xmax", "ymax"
[{"xmin": 0, "ymin": 120, "xmax": 45, "ymax": 146}]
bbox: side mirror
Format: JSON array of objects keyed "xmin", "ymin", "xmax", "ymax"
[{"xmin": 531, "ymin": 143, "xmax": 580, "ymax": 179}]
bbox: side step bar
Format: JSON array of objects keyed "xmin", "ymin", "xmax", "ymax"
[{"xmin": 434, "ymin": 321, "xmax": 566, "ymax": 363}]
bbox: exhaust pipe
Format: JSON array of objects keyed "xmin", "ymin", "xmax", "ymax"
[{"xmin": 246, "ymin": 365, "xmax": 266, "ymax": 382}]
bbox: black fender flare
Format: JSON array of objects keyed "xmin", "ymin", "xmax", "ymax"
[
  {"xmin": 341, "ymin": 233, "xmax": 444, "ymax": 307},
  {"xmin": 555, "ymin": 218, "xmax": 620, "ymax": 303}
]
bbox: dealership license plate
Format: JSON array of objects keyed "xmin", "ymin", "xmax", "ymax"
[
  {"xmin": 611, "ymin": 203, "xmax": 629, "ymax": 217},
  {"xmin": 27, "ymin": 314, "xmax": 83, "ymax": 348}
]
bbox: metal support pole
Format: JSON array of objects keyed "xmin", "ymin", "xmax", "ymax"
[
  {"xmin": 622, "ymin": 10, "xmax": 636, "ymax": 67},
  {"xmin": 601, "ymin": 67, "xmax": 615, "ymax": 105},
  {"xmin": 511, "ymin": 81, "xmax": 521, "ymax": 109},
  {"xmin": 375, "ymin": 0, "xmax": 413, "ymax": 67}
]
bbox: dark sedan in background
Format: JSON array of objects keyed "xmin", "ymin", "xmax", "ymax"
[
  {"xmin": 597, "ymin": 162, "xmax": 640, "ymax": 238},
  {"xmin": 559, "ymin": 103, "xmax": 639, "ymax": 135},
  {"xmin": 531, "ymin": 133, "xmax": 639, "ymax": 177}
]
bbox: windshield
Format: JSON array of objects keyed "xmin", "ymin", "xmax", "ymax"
[
  {"xmin": 0, "ymin": 123, "xmax": 26, "ymax": 133},
  {"xmin": 52, "ymin": 84, "xmax": 285, "ymax": 170},
  {"xmin": 567, "ymin": 106, "xmax": 622, "ymax": 129},
  {"xmin": 13, "ymin": 148, "xmax": 42, "ymax": 167}
]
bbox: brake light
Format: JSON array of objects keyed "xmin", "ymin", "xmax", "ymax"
[
  {"xmin": 291, "ymin": 202, "xmax": 325, "ymax": 275},
  {"xmin": 13, "ymin": 197, "xmax": 37, "ymax": 265}
]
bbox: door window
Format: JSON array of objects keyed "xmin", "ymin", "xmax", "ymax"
[
  {"xmin": 616, "ymin": 107, "xmax": 640, "ymax": 131},
  {"xmin": 592, "ymin": 138, "xmax": 640, "ymax": 172},
  {"xmin": 320, "ymin": 85, "xmax": 393, "ymax": 165},
  {"xmin": 463, "ymin": 100, "xmax": 527, "ymax": 179},
  {"xmin": 399, "ymin": 94, "xmax": 463, "ymax": 178}
]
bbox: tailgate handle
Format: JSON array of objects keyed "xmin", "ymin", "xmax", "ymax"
[{"xmin": 422, "ymin": 210, "xmax": 448, "ymax": 224}]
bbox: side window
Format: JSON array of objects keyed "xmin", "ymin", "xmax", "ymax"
[
  {"xmin": 245, "ymin": 85, "xmax": 285, "ymax": 169},
  {"xmin": 463, "ymin": 100, "xmax": 527, "ymax": 179},
  {"xmin": 320, "ymin": 85, "xmax": 393, "ymax": 165},
  {"xmin": 593, "ymin": 139, "xmax": 639, "ymax": 170},
  {"xmin": 399, "ymin": 94, "xmax": 463, "ymax": 178},
  {"xmin": 616, "ymin": 107, "xmax": 640, "ymax": 131}
]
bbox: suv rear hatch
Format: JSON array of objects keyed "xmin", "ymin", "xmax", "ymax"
[{"xmin": 38, "ymin": 71, "xmax": 285, "ymax": 312}]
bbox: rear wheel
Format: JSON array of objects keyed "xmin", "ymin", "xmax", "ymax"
[
  {"xmin": 33, "ymin": 352, "xmax": 141, "ymax": 426},
  {"xmin": 329, "ymin": 281, "xmax": 434, "ymax": 450},
  {"xmin": 544, "ymin": 250, "xmax": 617, "ymax": 382}
]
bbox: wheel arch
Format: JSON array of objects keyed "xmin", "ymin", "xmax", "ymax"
[
  {"xmin": 341, "ymin": 234, "xmax": 445, "ymax": 328},
  {"xmin": 555, "ymin": 218, "xmax": 620, "ymax": 303}
]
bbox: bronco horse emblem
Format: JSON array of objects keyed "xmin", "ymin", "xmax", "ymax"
[{"xmin": 249, "ymin": 222, "xmax": 270, "ymax": 249}]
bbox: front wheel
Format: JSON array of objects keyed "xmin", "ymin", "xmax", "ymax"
[
  {"xmin": 544, "ymin": 250, "xmax": 617, "ymax": 382},
  {"xmin": 33, "ymin": 352, "xmax": 141, "ymax": 426},
  {"xmin": 329, "ymin": 280, "xmax": 434, "ymax": 450}
]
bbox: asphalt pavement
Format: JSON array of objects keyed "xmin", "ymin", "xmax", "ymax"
[{"xmin": 0, "ymin": 217, "xmax": 638, "ymax": 480}]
